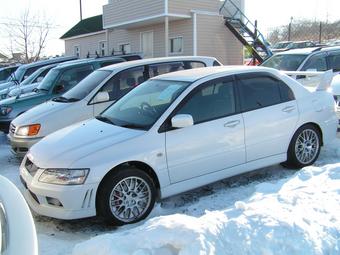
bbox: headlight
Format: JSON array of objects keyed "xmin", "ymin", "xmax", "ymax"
[
  {"xmin": 16, "ymin": 124, "xmax": 41, "ymax": 137},
  {"xmin": 0, "ymin": 106, "xmax": 12, "ymax": 116},
  {"xmin": 38, "ymin": 169, "xmax": 89, "ymax": 185}
]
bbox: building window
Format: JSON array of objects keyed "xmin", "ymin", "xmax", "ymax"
[
  {"xmin": 74, "ymin": 46, "xmax": 80, "ymax": 58},
  {"xmin": 119, "ymin": 43, "xmax": 131, "ymax": 54},
  {"xmin": 169, "ymin": 37, "xmax": 183, "ymax": 54},
  {"xmin": 99, "ymin": 41, "xmax": 107, "ymax": 57}
]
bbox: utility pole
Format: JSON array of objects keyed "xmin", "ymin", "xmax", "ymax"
[
  {"xmin": 79, "ymin": 0, "xmax": 83, "ymax": 21},
  {"xmin": 288, "ymin": 16, "xmax": 293, "ymax": 41}
]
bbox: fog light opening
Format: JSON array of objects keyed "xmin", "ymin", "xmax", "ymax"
[{"xmin": 46, "ymin": 197, "xmax": 63, "ymax": 207}]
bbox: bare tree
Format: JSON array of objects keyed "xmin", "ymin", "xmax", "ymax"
[{"xmin": 3, "ymin": 9, "xmax": 52, "ymax": 63}]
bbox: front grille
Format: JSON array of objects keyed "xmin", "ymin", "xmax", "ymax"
[
  {"xmin": 25, "ymin": 157, "xmax": 39, "ymax": 177},
  {"xmin": 9, "ymin": 123, "xmax": 15, "ymax": 135}
]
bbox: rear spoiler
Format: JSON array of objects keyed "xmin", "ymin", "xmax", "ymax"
[{"xmin": 283, "ymin": 70, "xmax": 334, "ymax": 91}]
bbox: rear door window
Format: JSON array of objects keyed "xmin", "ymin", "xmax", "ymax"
[
  {"xmin": 148, "ymin": 61, "xmax": 206, "ymax": 78},
  {"xmin": 238, "ymin": 74, "xmax": 283, "ymax": 112}
]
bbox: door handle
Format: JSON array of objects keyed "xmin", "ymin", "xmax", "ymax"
[
  {"xmin": 282, "ymin": 106, "xmax": 295, "ymax": 113},
  {"xmin": 224, "ymin": 120, "xmax": 240, "ymax": 128}
]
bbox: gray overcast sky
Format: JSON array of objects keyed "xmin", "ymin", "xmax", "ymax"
[{"xmin": 0, "ymin": 0, "xmax": 339, "ymax": 56}]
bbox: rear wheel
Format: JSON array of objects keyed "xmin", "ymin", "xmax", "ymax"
[
  {"xmin": 97, "ymin": 167, "xmax": 156, "ymax": 225},
  {"xmin": 283, "ymin": 124, "xmax": 321, "ymax": 169}
]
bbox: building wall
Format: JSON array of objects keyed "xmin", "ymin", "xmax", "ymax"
[
  {"xmin": 103, "ymin": 0, "xmax": 165, "ymax": 28},
  {"xmin": 64, "ymin": 32, "xmax": 106, "ymax": 58},
  {"xmin": 108, "ymin": 18, "xmax": 193, "ymax": 57},
  {"xmin": 196, "ymin": 14, "xmax": 243, "ymax": 65},
  {"xmin": 169, "ymin": 0, "xmax": 222, "ymax": 14}
]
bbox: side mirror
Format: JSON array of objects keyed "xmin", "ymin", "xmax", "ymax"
[
  {"xmin": 92, "ymin": 91, "xmax": 110, "ymax": 104},
  {"xmin": 171, "ymin": 114, "xmax": 193, "ymax": 128}
]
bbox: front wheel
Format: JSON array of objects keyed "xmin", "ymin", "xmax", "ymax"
[
  {"xmin": 283, "ymin": 124, "xmax": 321, "ymax": 169},
  {"xmin": 97, "ymin": 167, "xmax": 156, "ymax": 225}
]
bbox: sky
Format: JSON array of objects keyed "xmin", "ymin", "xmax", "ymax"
[{"xmin": 0, "ymin": 0, "xmax": 339, "ymax": 57}]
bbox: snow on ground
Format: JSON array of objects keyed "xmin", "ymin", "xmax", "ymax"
[{"xmin": 0, "ymin": 132, "xmax": 340, "ymax": 255}]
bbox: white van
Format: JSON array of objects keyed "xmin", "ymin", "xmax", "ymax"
[{"xmin": 9, "ymin": 56, "xmax": 221, "ymax": 156}]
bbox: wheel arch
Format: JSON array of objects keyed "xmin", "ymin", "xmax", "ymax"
[
  {"xmin": 95, "ymin": 161, "xmax": 161, "ymax": 212},
  {"xmin": 296, "ymin": 122, "xmax": 323, "ymax": 145}
]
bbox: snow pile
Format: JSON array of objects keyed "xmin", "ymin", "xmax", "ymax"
[{"xmin": 73, "ymin": 164, "xmax": 340, "ymax": 255}]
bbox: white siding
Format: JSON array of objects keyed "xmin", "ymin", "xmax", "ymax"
[
  {"xmin": 103, "ymin": 0, "xmax": 165, "ymax": 28},
  {"xmin": 196, "ymin": 14, "xmax": 243, "ymax": 65},
  {"xmin": 65, "ymin": 33, "xmax": 106, "ymax": 58}
]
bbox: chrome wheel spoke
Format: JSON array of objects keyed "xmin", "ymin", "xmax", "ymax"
[
  {"xmin": 295, "ymin": 129, "xmax": 319, "ymax": 164},
  {"xmin": 109, "ymin": 176, "xmax": 151, "ymax": 223}
]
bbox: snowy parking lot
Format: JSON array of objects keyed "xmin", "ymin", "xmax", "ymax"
[{"xmin": 1, "ymin": 132, "xmax": 340, "ymax": 255}]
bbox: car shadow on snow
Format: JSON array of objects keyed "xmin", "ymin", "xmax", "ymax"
[{"xmin": 31, "ymin": 164, "xmax": 296, "ymax": 237}]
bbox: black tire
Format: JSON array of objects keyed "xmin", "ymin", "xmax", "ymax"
[
  {"xmin": 282, "ymin": 124, "xmax": 321, "ymax": 169},
  {"xmin": 96, "ymin": 167, "xmax": 156, "ymax": 226}
]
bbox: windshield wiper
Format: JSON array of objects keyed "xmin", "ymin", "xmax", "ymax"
[
  {"xmin": 95, "ymin": 116, "xmax": 115, "ymax": 125},
  {"xmin": 52, "ymin": 96, "xmax": 79, "ymax": 103}
]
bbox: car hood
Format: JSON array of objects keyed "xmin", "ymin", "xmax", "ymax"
[
  {"xmin": 12, "ymin": 100, "xmax": 72, "ymax": 125},
  {"xmin": 29, "ymin": 118, "xmax": 145, "ymax": 168},
  {"xmin": 9, "ymin": 82, "xmax": 40, "ymax": 96},
  {"xmin": 0, "ymin": 91, "xmax": 48, "ymax": 106}
]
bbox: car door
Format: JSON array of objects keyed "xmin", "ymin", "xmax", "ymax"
[
  {"xmin": 92, "ymin": 65, "xmax": 147, "ymax": 115},
  {"xmin": 326, "ymin": 50, "xmax": 340, "ymax": 73},
  {"xmin": 236, "ymin": 72, "xmax": 298, "ymax": 162},
  {"xmin": 165, "ymin": 76, "xmax": 246, "ymax": 183},
  {"xmin": 298, "ymin": 53, "xmax": 328, "ymax": 87}
]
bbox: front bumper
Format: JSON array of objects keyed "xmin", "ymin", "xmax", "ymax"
[
  {"xmin": 0, "ymin": 119, "xmax": 11, "ymax": 133},
  {"xmin": 20, "ymin": 159, "xmax": 98, "ymax": 220},
  {"xmin": 7, "ymin": 133, "xmax": 42, "ymax": 157}
]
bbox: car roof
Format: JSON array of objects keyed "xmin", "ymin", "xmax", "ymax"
[
  {"xmin": 275, "ymin": 45, "xmax": 340, "ymax": 55},
  {"xmin": 153, "ymin": 66, "xmax": 277, "ymax": 82},
  {"xmin": 55, "ymin": 56, "xmax": 125, "ymax": 69},
  {"xmin": 100, "ymin": 56, "xmax": 217, "ymax": 72},
  {"xmin": 18, "ymin": 56, "xmax": 76, "ymax": 69}
]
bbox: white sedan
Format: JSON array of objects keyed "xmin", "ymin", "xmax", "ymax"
[
  {"xmin": 20, "ymin": 66, "xmax": 337, "ymax": 225},
  {"xmin": 9, "ymin": 56, "xmax": 220, "ymax": 157}
]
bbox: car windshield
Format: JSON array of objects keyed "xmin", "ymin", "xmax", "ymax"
[
  {"xmin": 7, "ymin": 67, "xmax": 25, "ymax": 83},
  {"xmin": 20, "ymin": 68, "xmax": 44, "ymax": 86},
  {"xmin": 261, "ymin": 54, "xmax": 308, "ymax": 71},
  {"xmin": 62, "ymin": 70, "xmax": 111, "ymax": 101},
  {"xmin": 36, "ymin": 69, "xmax": 59, "ymax": 92},
  {"xmin": 100, "ymin": 79, "xmax": 190, "ymax": 130}
]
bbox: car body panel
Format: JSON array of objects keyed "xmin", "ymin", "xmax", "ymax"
[{"xmin": 20, "ymin": 66, "xmax": 337, "ymax": 220}]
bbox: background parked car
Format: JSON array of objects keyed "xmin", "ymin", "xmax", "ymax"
[
  {"xmin": 0, "ymin": 63, "xmax": 61, "ymax": 99},
  {"xmin": 271, "ymin": 41, "xmax": 317, "ymax": 53},
  {"xmin": 261, "ymin": 46, "xmax": 340, "ymax": 128},
  {"xmin": 9, "ymin": 56, "xmax": 221, "ymax": 156},
  {"xmin": 0, "ymin": 175, "xmax": 38, "ymax": 255},
  {"xmin": 0, "ymin": 56, "xmax": 125, "ymax": 133},
  {"xmin": 0, "ymin": 65, "xmax": 19, "ymax": 84},
  {"xmin": 0, "ymin": 56, "xmax": 77, "ymax": 92},
  {"xmin": 19, "ymin": 66, "xmax": 337, "ymax": 225}
]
